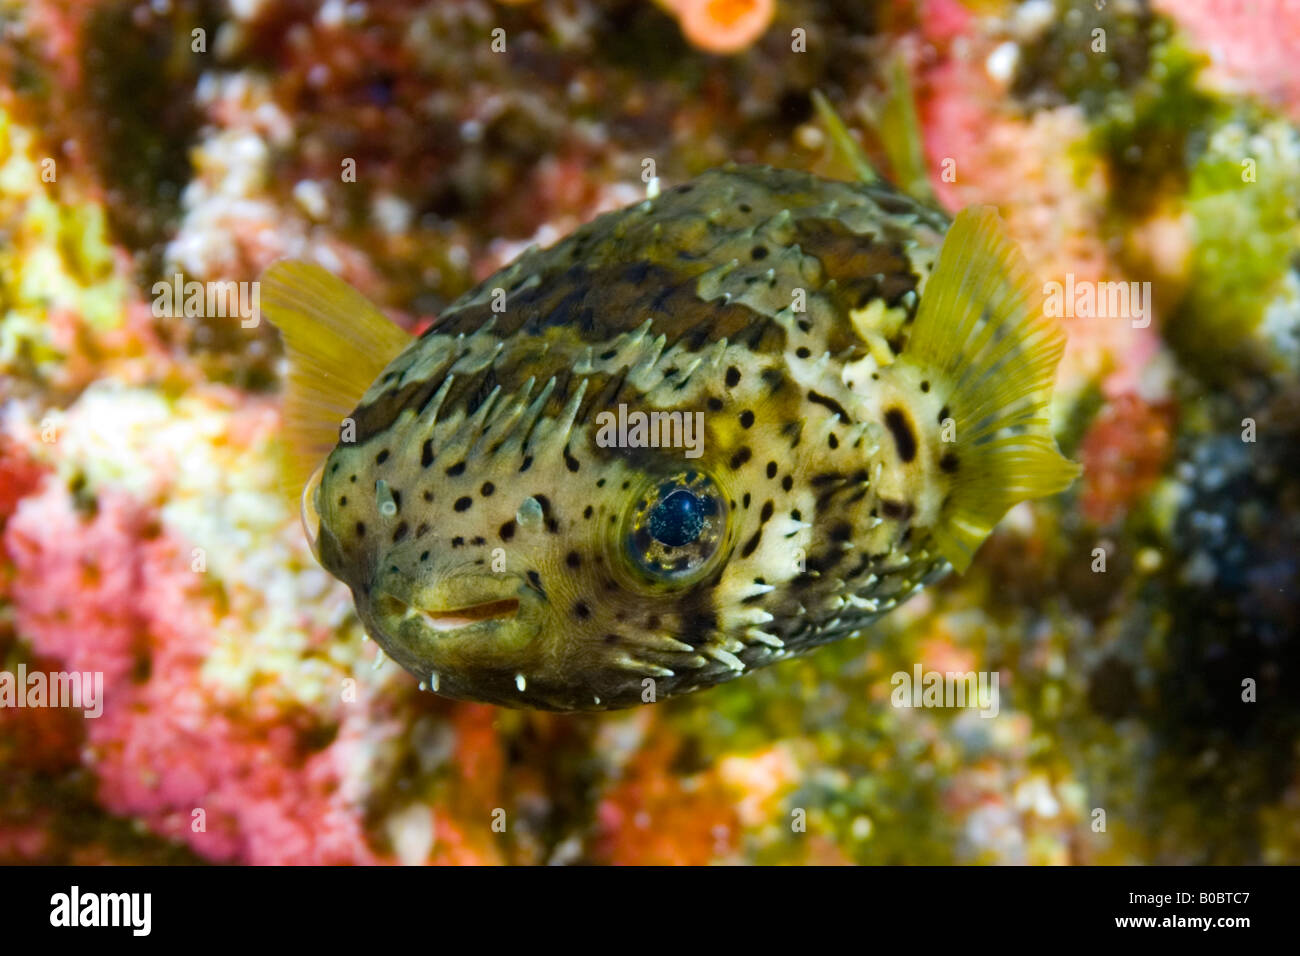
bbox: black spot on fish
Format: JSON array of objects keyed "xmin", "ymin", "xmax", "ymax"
[
  {"xmin": 740, "ymin": 530, "xmax": 763, "ymax": 558},
  {"xmin": 940, "ymin": 452, "xmax": 960, "ymax": 473},
  {"xmin": 766, "ymin": 461, "xmax": 777, "ymax": 479},
  {"xmin": 355, "ymin": 522, "xmax": 366, "ymax": 538},
  {"xmin": 759, "ymin": 501, "xmax": 774, "ymax": 523},
  {"xmin": 739, "ymin": 410, "xmax": 754, "ymax": 429},
  {"xmin": 729, "ymin": 447, "xmax": 752, "ymax": 469},
  {"xmin": 881, "ymin": 499, "xmax": 914, "ymax": 520},
  {"xmin": 808, "ymin": 390, "xmax": 852, "ymax": 423},
  {"xmin": 884, "ymin": 407, "xmax": 917, "ymax": 463},
  {"xmin": 499, "ymin": 521, "xmax": 516, "ymax": 541},
  {"xmin": 781, "ymin": 475, "xmax": 793, "ymax": 492},
  {"xmin": 751, "ymin": 245, "xmax": 768, "ymax": 260},
  {"xmin": 574, "ymin": 602, "xmax": 590, "ymax": 619},
  {"xmin": 725, "ymin": 366, "xmax": 741, "ymax": 387},
  {"xmin": 707, "ymin": 397, "xmax": 724, "ymax": 411},
  {"xmin": 392, "ymin": 522, "xmax": 408, "ymax": 543},
  {"xmin": 376, "ymin": 449, "xmax": 389, "ymax": 464},
  {"xmin": 421, "ymin": 440, "xmax": 434, "ymax": 468},
  {"xmin": 446, "ymin": 460, "xmax": 466, "ymax": 477},
  {"xmin": 481, "ymin": 481, "xmax": 495, "ymax": 496},
  {"xmin": 566, "ymin": 551, "xmax": 581, "ymax": 568},
  {"xmin": 454, "ymin": 496, "xmax": 472, "ymax": 512}
]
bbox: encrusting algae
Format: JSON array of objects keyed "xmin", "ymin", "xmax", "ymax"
[{"xmin": 263, "ymin": 123, "xmax": 1079, "ymax": 710}]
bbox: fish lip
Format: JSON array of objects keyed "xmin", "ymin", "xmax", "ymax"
[{"xmin": 377, "ymin": 593, "xmax": 521, "ymax": 633}]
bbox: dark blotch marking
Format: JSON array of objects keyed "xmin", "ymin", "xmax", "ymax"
[
  {"xmin": 376, "ymin": 449, "xmax": 389, "ymax": 464},
  {"xmin": 739, "ymin": 410, "xmax": 755, "ymax": 429},
  {"xmin": 446, "ymin": 460, "xmax": 466, "ymax": 477},
  {"xmin": 526, "ymin": 570, "xmax": 546, "ymax": 597},
  {"xmin": 566, "ymin": 551, "xmax": 581, "ymax": 568},
  {"xmin": 759, "ymin": 501, "xmax": 774, "ymax": 523},
  {"xmin": 940, "ymin": 452, "xmax": 960, "ymax": 473},
  {"xmin": 421, "ymin": 440, "xmax": 434, "ymax": 468},
  {"xmin": 499, "ymin": 520, "xmax": 516, "ymax": 541},
  {"xmin": 884, "ymin": 407, "xmax": 917, "ymax": 463},
  {"xmin": 481, "ymin": 481, "xmax": 495, "ymax": 496},
  {"xmin": 740, "ymin": 530, "xmax": 763, "ymax": 558},
  {"xmin": 781, "ymin": 475, "xmax": 793, "ymax": 492},
  {"xmin": 766, "ymin": 461, "xmax": 777, "ymax": 479},
  {"xmin": 454, "ymin": 496, "xmax": 472, "ymax": 512},
  {"xmin": 729, "ymin": 447, "xmax": 752, "ymax": 470},
  {"xmin": 881, "ymin": 499, "xmax": 914, "ymax": 521},
  {"xmin": 355, "ymin": 522, "xmax": 366, "ymax": 538},
  {"xmin": 751, "ymin": 245, "xmax": 768, "ymax": 260},
  {"xmin": 808, "ymin": 390, "xmax": 852, "ymax": 423},
  {"xmin": 574, "ymin": 601, "xmax": 591, "ymax": 619},
  {"xmin": 392, "ymin": 522, "xmax": 408, "ymax": 543},
  {"xmin": 725, "ymin": 366, "xmax": 741, "ymax": 387}
]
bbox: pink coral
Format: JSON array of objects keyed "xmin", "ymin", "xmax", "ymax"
[
  {"xmin": 1154, "ymin": 0, "xmax": 1300, "ymax": 123},
  {"xmin": 4, "ymin": 485, "xmax": 385, "ymax": 864}
]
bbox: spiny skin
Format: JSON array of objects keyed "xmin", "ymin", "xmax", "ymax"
[{"xmin": 313, "ymin": 164, "xmax": 961, "ymax": 710}]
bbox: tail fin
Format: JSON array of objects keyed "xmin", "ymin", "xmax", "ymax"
[
  {"xmin": 899, "ymin": 206, "xmax": 1080, "ymax": 572},
  {"xmin": 260, "ymin": 261, "xmax": 412, "ymax": 498}
]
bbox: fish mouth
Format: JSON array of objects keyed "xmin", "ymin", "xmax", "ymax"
[{"xmin": 378, "ymin": 594, "xmax": 521, "ymax": 632}]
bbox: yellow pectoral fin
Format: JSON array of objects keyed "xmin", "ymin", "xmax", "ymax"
[
  {"xmin": 259, "ymin": 260, "xmax": 413, "ymax": 498},
  {"xmin": 894, "ymin": 206, "xmax": 1081, "ymax": 573}
]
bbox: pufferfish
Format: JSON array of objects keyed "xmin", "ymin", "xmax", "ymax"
[{"xmin": 263, "ymin": 158, "xmax": 1079, "ymax": 711}]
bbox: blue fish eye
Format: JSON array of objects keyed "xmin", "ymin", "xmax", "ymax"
[
  {"xmin": 649, "ymin": 490, "xmax": 705, "ymax": 547},
  {"xmin": 625, "ymin": 472, "xmax": 727, "ymax": 583}
]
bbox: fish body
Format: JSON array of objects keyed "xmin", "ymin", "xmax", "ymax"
[{"xmin": 264, "ymin": 163, "xmax": 1077, "ymax": 710}]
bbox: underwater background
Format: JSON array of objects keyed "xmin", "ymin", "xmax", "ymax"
[{"xmin": 1, "ymin": 0, "xmax": 1297, "ymax": 864}]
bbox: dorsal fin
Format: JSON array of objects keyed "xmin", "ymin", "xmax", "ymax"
[
  {"xmin": 812, "ymin": 89, "xmax": 880, "ymax": 184},
  {"xmin": 259, "ymin": 260, "xmax": 413, "ymax": 498}
]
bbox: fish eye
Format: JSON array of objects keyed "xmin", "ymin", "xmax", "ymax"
[
  {"xmin": 649, "ymin": 490, "xmax": 705, "ymax": 547},
  {"xmin": 626, "ymin": 472, "xmax": 726, "ymax": 582}
]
